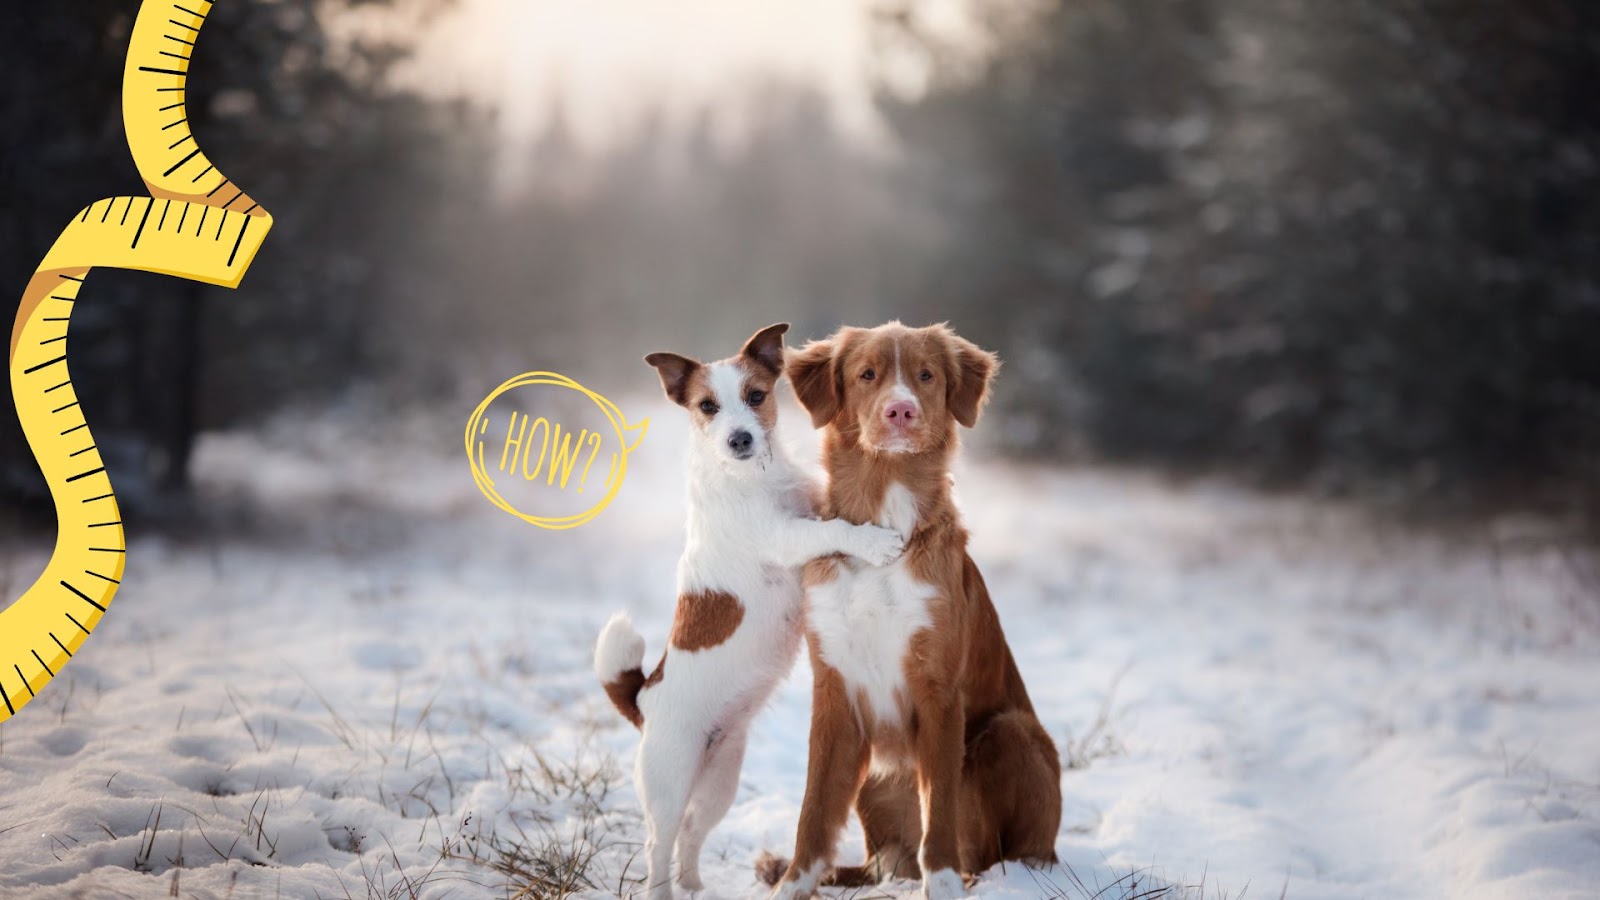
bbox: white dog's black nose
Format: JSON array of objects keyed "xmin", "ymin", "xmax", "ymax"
[{"xmin": 727, "ymin": 430, "xmax": 754, "ymax": 458}]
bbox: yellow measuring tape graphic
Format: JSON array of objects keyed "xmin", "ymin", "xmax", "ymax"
[{"xmin": 2, "ymin": 0, "xmax": 271, "ymax": 724}]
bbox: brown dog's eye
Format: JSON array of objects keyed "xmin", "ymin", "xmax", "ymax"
[
  {"xmin": 699, "ymin": 399, "xmax": 718, "ymax": 415},
  {"xmin": 920, "ymin": 370, "xmax": 933, "ymax": 382},
  {"xmin": 747, "ymin": 390, "xmax": 766, "ymax": 407},
  {"xmin": 862, "ymin": 368, "xmax": 876, "ymax": 381}
]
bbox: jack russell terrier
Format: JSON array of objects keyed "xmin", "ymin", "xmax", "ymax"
[{"xmin": 595, "ymin": 322, "xmax": 906, "ymax": 900}]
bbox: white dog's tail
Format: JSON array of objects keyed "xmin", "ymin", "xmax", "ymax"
[{"xmin": 595, "ymin": 613, "xmax": 650, "ymax": 729}]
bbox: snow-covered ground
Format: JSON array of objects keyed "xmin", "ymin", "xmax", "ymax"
[{"xmin": 2, "ymin": 395, "xmax": 1598, "ymax": 899}]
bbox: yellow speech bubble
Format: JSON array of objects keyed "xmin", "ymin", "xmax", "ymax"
[{"xmin": 464, "ymin": 372, "xmax": 647, "ymax": 530}]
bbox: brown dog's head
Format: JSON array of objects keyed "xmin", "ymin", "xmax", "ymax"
[
  {"xmin": 645, "ymin": 323, "xmax": 789, "ymax": 470},
  {"xmin": 787, "ymin": 321, "xmax": 998, "ymax": 455}
]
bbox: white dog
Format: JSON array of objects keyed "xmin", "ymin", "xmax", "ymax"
[{"xmin": 595, "ymin": 323, "xmax": 904, "ymax": 900}]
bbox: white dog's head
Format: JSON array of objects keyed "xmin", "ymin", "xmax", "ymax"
[{"xmin": 646, "ymin": 323, "xmax": 788, "ymax": 473}]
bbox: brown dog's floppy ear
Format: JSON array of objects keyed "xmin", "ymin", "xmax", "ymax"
[
  {"xmin": 741, "ymin": 323, "xmax": 789, "ymax": 376},
  {"xmin": 786, "ymin": 338, "xmax": 841, "ymax": 428},
  {"xmin": 946, "ymin": 332, "xmax": 999, "ymax": 428},
  {"xmin": 644, "ymin": 352, "xmax": 701, "ymax": 406}
]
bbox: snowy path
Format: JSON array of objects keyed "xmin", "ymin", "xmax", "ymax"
[{"xmin": 1, "ymin": 400, "xmax": 1597, "ymax": 899}]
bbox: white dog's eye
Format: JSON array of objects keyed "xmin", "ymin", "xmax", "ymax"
[
  {"xmin": 699, "ymin": 399, "xmax": 718, "ymax": 415},
  {"xmin": 748, "ymin": 390, "xmax": 766, "ymax": 407}
]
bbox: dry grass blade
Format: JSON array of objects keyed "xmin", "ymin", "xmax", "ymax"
[{"xmin": 1022, "ymin": 857, "xmax": 1267, "ymax": 900}]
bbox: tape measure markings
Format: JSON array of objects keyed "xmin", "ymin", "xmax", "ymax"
[{"xmin": 1, "ymin": 0, "xmax": 270, "ymax": 724}]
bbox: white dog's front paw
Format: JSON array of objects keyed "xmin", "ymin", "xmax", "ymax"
[
  {"xmin": 849, "ymin": 524, "xmax": 905, "ymax": 566},
  {"xmin": 922, "ymin": 868, "xmax": 966, "ymax": 900}
]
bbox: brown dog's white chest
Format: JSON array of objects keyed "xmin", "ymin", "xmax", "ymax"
[{"xmin": 807, "ymin": 484, "xmax": 934, "ymax": 727}]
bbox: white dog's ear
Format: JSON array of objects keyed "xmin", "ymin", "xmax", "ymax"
[
  {"xmin": 645, "ymin": 352, "xmax": 701, "ymax": 406},
  {"xmin": 741, "ymin": 323, "xmax": 789, "ymax": 376},
  {"xmin": 786, "ymin": 337, "xmax": 841, "ymax": 428}
]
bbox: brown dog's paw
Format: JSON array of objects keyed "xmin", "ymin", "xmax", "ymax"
[{"xmin": 754, "ymin": 851, "xmax": 791, "ymax": 886}]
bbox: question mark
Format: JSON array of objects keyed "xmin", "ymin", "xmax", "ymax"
[{"xmin": 578, "ymin": 430, "xmax": 603, "ymax": 493}]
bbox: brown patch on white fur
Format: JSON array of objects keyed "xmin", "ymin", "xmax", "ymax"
[
  {"xmin": 771, "ymin": 322, "xmax": 1060, "ymax": 892},
  {"xmin": 604, "ymin": 654, "xmax": 666, "ymax": 730},
  {"xmin": 646, "ymin": 351, "xmax": 720, "ymax": 431},
  {"xmin": 737, "ymin": 358, "xmax": 780, "ymax": 432},
  {"xmin": 734, "ymin": 322, "xmax": 785, "ymax": 433},
  {"xmin": 669, "ymin": 589, "xmax": 746, "ymax": 651}
]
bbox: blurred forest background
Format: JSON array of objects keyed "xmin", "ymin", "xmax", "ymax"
[{"xmin": 3, "ymin": 0, "xmax": 1599, "ymax": 525}]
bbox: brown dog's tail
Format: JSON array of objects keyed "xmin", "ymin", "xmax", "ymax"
[
  {"xmin": 754, "ymin": 853, "xmax": 879, "ymax": 889},
  {"xmin": 595, "ymin": 613, "xmax": 648, "ymax": 729}
]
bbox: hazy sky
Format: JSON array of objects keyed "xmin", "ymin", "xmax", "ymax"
[{"xmin": 397, "ymin": 0, "xmax": 893, "ymax": 150}]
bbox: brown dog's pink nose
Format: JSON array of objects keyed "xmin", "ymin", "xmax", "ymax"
[{"xmin": 884, "ymin": 400, "xmax": 918, "ymax": 423}]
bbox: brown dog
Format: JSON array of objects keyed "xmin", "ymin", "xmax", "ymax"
[{"xmin": 761, "ymin": 322, "xmax": 1061, "ymax": 900}]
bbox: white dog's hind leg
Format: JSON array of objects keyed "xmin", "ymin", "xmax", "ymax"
[
  {"xmin": 675, "ymin": 731, "xmax": 749, "ymax": 891},
  {"xmin": 637, "ymin": 725, "xmax": 702, "ymax": 900}
]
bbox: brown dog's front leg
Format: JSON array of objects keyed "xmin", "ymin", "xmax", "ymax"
[
  {"xmin": 914, "ymin": 694, "xmax": 967, "ymax": 900},
  {"xmin": 772, "ymin": 659, "xmax": 870, "ymax": 900}
]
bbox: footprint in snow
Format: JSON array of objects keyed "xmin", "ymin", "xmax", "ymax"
[{"xmin": 39, "ymin": 727, "xmax": 87, "ymax": 757}]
